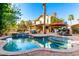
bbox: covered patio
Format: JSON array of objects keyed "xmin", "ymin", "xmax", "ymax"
[{"xmin": 30, "ymin": 22, "xmax": 67, "ymax": 34}]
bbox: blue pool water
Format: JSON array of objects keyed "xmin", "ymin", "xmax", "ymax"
[
  {"xmin": 3, "ymin": 38, "xmax": 40, "ymax": 51},
  {"xmin": 3, "ymin": 34, "xmax": 72, "ymax": 52}
]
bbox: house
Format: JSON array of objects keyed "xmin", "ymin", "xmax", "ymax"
[
  {"xmin": 31, "ymin": 14, "xmax": 67, "ymax": 33},
  {"xmin": 32, "ymin": 14, "xmax": 52, "ymax": 25}
]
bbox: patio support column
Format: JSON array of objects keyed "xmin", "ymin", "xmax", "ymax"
[
  {"xmin": 43, "ymin": 25, "xmax": 45, "ymax": 34},
  {"xmin": 69, "ymin": 26, "xmax": 72, "ymax": 34},
  {"xmin": 68, "ymin": 25, "xmax": 72, "ymax": 34},
  {"xmin": 49, "ymin": 26, "xmax": 52, "ymax": 32}
]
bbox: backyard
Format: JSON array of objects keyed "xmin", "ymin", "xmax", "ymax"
[{"xmin": 0, "ymin": 3, "xmax": 79, "ymax": 56}]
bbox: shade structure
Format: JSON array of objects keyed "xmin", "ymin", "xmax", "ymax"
[
  {"xmin": 49, "ymin": 22, "xmax": 66, "ymax": 26},
  {"xmin": 34, "ymin": 22, "xmax": 66, "ymax": 26}
]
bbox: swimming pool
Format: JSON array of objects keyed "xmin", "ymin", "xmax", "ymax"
[{"xmin": 3, "ymin": 35, "xmax": 72, "ymax": 52}]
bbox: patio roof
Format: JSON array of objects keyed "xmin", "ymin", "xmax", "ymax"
[
  {"xmin": 34, "ymin": 22, "xmax": 66, "ymax": 26},
  {"xmin": 49, "ymin": 22, "xmax": 66, "ymax": 26}
]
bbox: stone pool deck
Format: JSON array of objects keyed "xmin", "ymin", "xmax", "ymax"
[
  {"xmin": 1, "ymin": 48, "xmax": 79, "ymax": 56},
  {"xmin": 13, "ymin": 49, "xmax": 79, "ymax": 56}
]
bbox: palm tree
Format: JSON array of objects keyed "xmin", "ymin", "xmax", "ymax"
[
  {"xmin": 68, "ymin": 14, "xmax": 74, "ymax": 34},
  {"xmin": 43, "ymin": 3, "xmax": 46, "ymax": 34},
  {"xmin": 68, "ymin": 14, "xmax": 74, "ymax": 25}
]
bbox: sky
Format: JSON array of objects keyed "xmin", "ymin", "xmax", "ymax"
[{"xmin": 15, "ymin": 3, "xmax": 79, "ymax": 25}]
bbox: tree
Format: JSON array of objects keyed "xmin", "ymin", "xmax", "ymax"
[
  {"xmin": 17, "ymin": 20, "xmax": 32, "ymax": 33},
  {"xmin": 68, "ymin": 14, "xmax": 74, "ymax": 25},
  {"xmin": 17, "ymin": 20, "xmax": 28, "ymax": 32},
  {"xmin": 43, "ymin": 3, "xmax": 46, "ymax": 34},
  {"xmin": 51, "ymin": 16, "xmax": 64, "ymax": 23},
  {"xmin": 68, "ymin": 14, "xmax": 74, "ymax": 34},
  {"xmin": 27, "ymin": 20, "xmax": 32, "ymax": 33},
  {"xmin": 0, "ymin": 3, "xmax": 21, "ymax": 36}
]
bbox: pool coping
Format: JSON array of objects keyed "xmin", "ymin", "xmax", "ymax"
[{"xmin": 0, "ymin": 36, "xmax": 10, "ymax": 40}]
